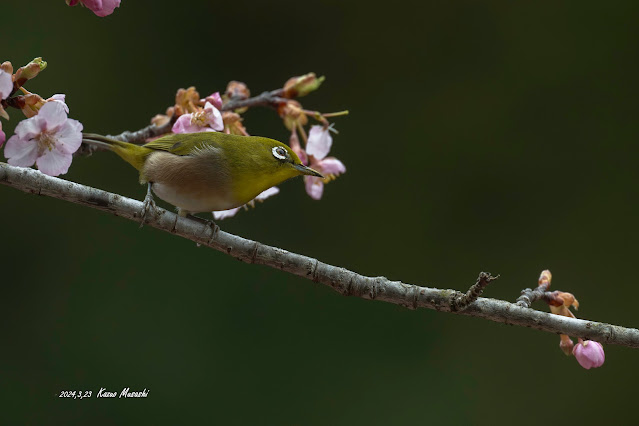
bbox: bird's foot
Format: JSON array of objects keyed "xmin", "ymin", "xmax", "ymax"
[{"xmin": 140, "ymin": 183, "xmax": 157, "ymax": 228}]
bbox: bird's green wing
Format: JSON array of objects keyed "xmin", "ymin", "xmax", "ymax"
[{"xmin": 143, "ymin": 132, "xmax": 240, "ymax": 156}]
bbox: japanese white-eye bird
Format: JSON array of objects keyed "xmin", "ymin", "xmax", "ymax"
[{"xmin": 82, "ymin": 132, "xmax": 323, "ymax": 216}]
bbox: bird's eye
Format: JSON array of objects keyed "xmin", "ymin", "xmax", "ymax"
[{"xmin": 272, "ymin": 146, "xmax": 287, "ymax": 160}]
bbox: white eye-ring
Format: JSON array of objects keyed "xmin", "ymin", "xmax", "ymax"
[{"xmin": 272, "ymin": 146, "xmax": 287, "ymax": 160}]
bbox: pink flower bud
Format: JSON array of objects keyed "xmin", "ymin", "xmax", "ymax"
[
  {"xmin": 1, "ymin": 61, "xmax": 14, "ymax": 75},
  {"xmin": 79, "ymin": 0, "xmax": 121, "ymax": 17},
  {"xmin": 573, "ymin": 340, "xmax": 605, "ymax": 370},
  {"xmin": 0, "ymin": 69, "xmax": 13, "ymax": 100}
]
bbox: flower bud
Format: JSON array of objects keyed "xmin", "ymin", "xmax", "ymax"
[
  {"xmin": 1, "ymin": 61, "xmax": 13, "ymax": 75},
  {"xmin": 21, "ymin": 93, "xmax": 46, "ymax": 118},
  {"xmin": 225, "ymin": 81, "xmax": 250, "ymax": 100},
  {"xmin": 151, "ymin": 114, "xmax": 171, "ymax": 127},
  {"xmin": 277, "ymin": 100, "xmax": 308, "ymax": 131},
  {"xmin": 14, "ymin": 57, "xmax": 47, "ymax": 86},
  {"xmin": 559, "ymin": 334, "xmax": 574, "ymax": 356},
  {"xmin": 283, "ymin": 73, "xmax": 325, "ymax": 98},
  {"xmin": 573, "ymin": 340, "xmax": 605, "ymax": 369},
  {"xmin": 539, "ymin": 270, "xmax": 552, "ymax": 288}
]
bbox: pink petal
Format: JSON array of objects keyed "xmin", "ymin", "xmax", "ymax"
[
  {"xmin": 14, "ymin": 116, "xmax": 43, "ymax": 140},
  {"xmin": 203, "ymin": 92, "xmax": 223, "ymax": 110},
  {"xmin": 172, "ymin": 113, "xmax": 217, "ymax": 134},
  {"xmin": 573, "ymin": 340, "xmax": 605, "ymax": 369},
  {"xmin": 4, "ymin": 135, "xmax": 38, "ymax": 167},
  {"xmin": 0, "ymin": 129, "xmax": 5, "ymax": 148},
  {"xmin": 289, "ymin": 130, "xmax": 308, "ymax": 165},
  {"xmin": 82, "ymin": 0, "xmax": 121, "ymax": 16},
  {"xmin": 318, "ymin": 157, "xmax": 346, "ymax": 175},
  {"xmin": 172, "ymin": 114, "xmax": 195, "ymax": 134},
  {"xmin": 204, "ymin": 102, "xmax": 224, "ymax": 131},
  {"xmin": 294, "ymin": 147, "xmax": 308, "ymax": 165},
  {"xmin": 36, "ymin": 146, "xmax": 73, "ymax": 176},
  {"xmin": 304, "ymin": 176, "xmax": 324, "ymax": 200},
  {"xmin": 54, "ymin": 118, "xmax": 83, "ymax": 154},
  {"xmin": 306, "ymin": 125, "xmax": 332, "ymax": 160},
  {"xmin": 0, "ymin": 70, "xmax": 12, "ymax": 100},
  {"xmin": 255, "ymin": 186, "xmax": 279, "ymax": 201},
  {"xmin": 213, "ymin": 207, "xmax": 240, "ymax": 220},
  {"xmin": 47, "ymin": 94, "xmax": 69, "ymax": 113},
  {"xmin": 49, "ymin": 94, "xmax": 66, "ymax": 102},
  {"xmin": 37, "ymin": 101, "xmax": 68, "ymax": 131}
]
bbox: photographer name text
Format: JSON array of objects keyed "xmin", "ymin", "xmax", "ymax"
[{"xmin": 58, "ymin": 388, "xmax": 149, "ymax": 399}]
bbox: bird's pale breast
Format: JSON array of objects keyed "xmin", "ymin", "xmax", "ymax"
[{"xmin": 143, "ymin": 150, "xmax": 239, "ymax": 213}]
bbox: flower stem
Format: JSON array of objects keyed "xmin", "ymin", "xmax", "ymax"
[{"xmin": 322, "ymin": 110, "xmax": 349, "ymax": 118}]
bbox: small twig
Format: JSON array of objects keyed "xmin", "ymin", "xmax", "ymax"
[
  {"xmin": 451, "ymin": 272, "xmax": 499, "ymax": 311},
  {"xmin": 106, "ymin": 115, "xmax": 177, "ymax": 144},
  {"xmin": 222, "ymin": 89, "xmax": 287, "ymax": 112},
  {"xmin": 75, "ymin": 116, "xmax": 178, "ymax": 156},
  {"xmin": 517, "ymin": 279, "xmax": 551, "ymax": 308}
]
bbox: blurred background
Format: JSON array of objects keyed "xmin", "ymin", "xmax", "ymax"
[{"xmin": 2, "ymin": 0, "xmax": 638, "ymax": 424}]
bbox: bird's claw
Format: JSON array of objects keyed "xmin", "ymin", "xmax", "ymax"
[{"xmin": 140, "ymin": 183, "xmax": 157, "ymax": 228}]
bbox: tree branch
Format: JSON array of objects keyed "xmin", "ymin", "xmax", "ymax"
[
  {"xmin": 221, "ymin": 89, "xmax": 287, "ymax": 111},
  {"xmin": 2, "ymin": 161, "xmax": 638, "ymax": 349},
  {"xmin": 104, "ymin": 89, "xmax": 288, "ymax": 144},
  {"xmin": 106, "ymin": 115, "xmax": 177, "ymax": 144}
]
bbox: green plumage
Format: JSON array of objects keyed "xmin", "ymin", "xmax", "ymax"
[{"xmin": 82, "ymin": 131, "xmax": 322, "ymax": 214}]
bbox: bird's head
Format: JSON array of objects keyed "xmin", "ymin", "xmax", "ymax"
[
  {"xmin": 226, "ymin": 136, "xmax": 323, "ymax": 203},
  {"xmin": 268, "ymin": 141, "xmax": 323, "ymax": 178}
]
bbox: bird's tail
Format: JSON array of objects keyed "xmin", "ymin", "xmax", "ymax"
[{"xmin": 82, "ymin": 133, "xmax": 152, "ymax": 172}]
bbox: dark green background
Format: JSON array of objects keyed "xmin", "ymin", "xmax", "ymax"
[{"xmin": 2, "ymin": 1, "xmax": 638, "ymax": 424}]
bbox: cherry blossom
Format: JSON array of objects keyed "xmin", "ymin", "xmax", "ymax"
[
  {"xmin": 302, "ymin": 125, "xmax": 345, "ymax": 200},
  {"xmin": 172, "ymin": 102, "xmax": 224, "ymax": 134},
  {"xmin": 4, "ymin": 101, "xmax": 83, "ymax": 176}
]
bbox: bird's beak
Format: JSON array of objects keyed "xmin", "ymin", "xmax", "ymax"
[{"xmin": 293, "ymin": 163, "xmax": 324, "ymax": 178}]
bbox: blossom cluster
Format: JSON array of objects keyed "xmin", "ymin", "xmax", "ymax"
[
  {"xmin": 537, "ymin": 270, "xmax": 605, "ymax": 370},
  {"xmin": 3, "ymin": 1, "xmax": 344, "ymax": 218},
  {"xmin": 150, "ymin": 77, "xmax": 347, "ymax": 219},
  {"xmin": 0, "ymin": 58, "xmax": 83, "ymax": 176}
]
